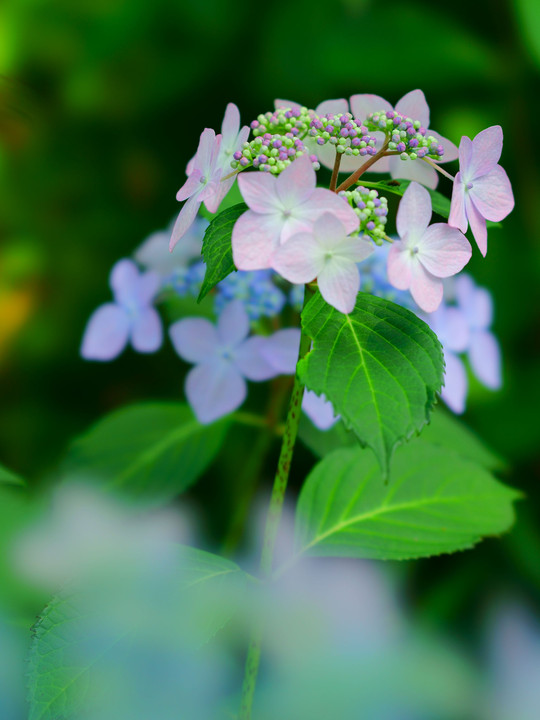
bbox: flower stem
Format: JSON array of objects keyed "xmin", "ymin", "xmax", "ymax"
[
  {"xmin": 329, "ymin": 151, "xmax": 342, "ymax": 192},
  {"xmin": 423, "ymin": 156, "xmax": 456, "ymax": 182},
  {"xmin": 238, "ymin": 286, "xmax": 314, "ymax": 720},
  {"xmin": 336, "ymin": 139, "xmax": 390, "ymax": 193}
]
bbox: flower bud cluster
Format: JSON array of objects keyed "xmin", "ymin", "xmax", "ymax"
[
  {"xmin": 231, "ymin": 134, "xmax": 320, "ymax": 174},
  {"xmin": 340, "ymin": 185, "xmax": 388, "ymax": 244},
  {"xmin": 214, "ymin": 269, "xmax": 286, "ymax": 320},
  {"xmin": 308, "ymin": 113, "xmax": 377, "ymax": 158},
  {"xmin": 250, "ymin": 106, "xmax": 312, "ymax": 138},
  {"xmin": 171, "ymin": 261, "xmax": 205, "ymax": 298},
  {"xmin": 366, "ymin": 110, "xmax": 444, "ymax": 161}
]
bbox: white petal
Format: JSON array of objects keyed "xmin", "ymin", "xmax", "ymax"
[
  {"xmin": 409, "ymin": 263, "xmax": 444, "ymax": 313},
  {"xmin": 271, "ymin": 232, "xmax": 323, "ymax": 283},
  {"xmin": 170, "ymin": 195, "xmax": 201, "ymax": 251},
  {"xmin": 185, "ymin": 361, "xmax": 246, "ymax": 424},
  {"xmin": 169, "ymin": 318, "xmax": 219, "ymax": 363},
  {"xmin": 349, "ymin": 93, "xmax": 392, "ymax": 121},
  {"xmin": 315, "ymin": 98, "xmax": 349, "ymax": 116},
  {"xmin": 276, "ymin": 154, "xmax": 316, "ymax": 209},
  {"xmin": 80, "ymin": 304, "xmax": 130, "ymax": 361},
  {"xmin": 465, "ymin": 193, "xmax": 488, "ymax": 256},
  {"xmin": 418, "ymin": 224, "xmax": 472, "ymax": 278},
  {"xmin": 395, "ymin": 89, "xmax": 430, "ymax": 127},
  {"xmin": 260, "ymin": 328, "xmax": 301, "ymax": 375},
  {"xmin": 302, "ymin": 390, "xmax": 339, "ymax": 430},
  {"xmin": 448, "ymin": 174, "xmax": 468, "ymax": 233},
  {"xmin": 217, "ymin": 299, "xmax": 250, "ymax": 346},
  {"xmin": 389, "ymin": 156, "xmax": 439, "ymax": 190},
  {"xmin": 232, "ymin": 210, "xmax": 282, "ymax": 270},
  {"xmin": 470, "ymin": 165, "xmax": 514, "ymax": 222},
  {"xmin": 234, "ymin": 336, "xmax": 280, "ymax": 381},
  {"xmin": 469, "ymin": 330, "xmax": 502, "ymax": 389},
  {"xmin": 110, "ymin": 259, "xmax": 140, "ymax": 307},
  {"xmin": 317, "ymin": 258, "xmax": 360, "ymax": 314},
  {"xmin": 131, "ymin": 307, "xmax": 163, "ymax": 353},
  {"xmin": 387, "ymin": 242, "xmax": 413, "ymax": 291},
  {"xmin": 441, "ymin": 350, "xmax": 468, "ymax": 414},
  {"xmin": 237, "ymin": 170, "xmax": 279, "ymax": 214},
  {"xmin": 396, "ymin": 181, "xmax": 432, "ymax": 240}
]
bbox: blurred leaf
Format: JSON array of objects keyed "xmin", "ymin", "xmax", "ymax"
[
  {"xmin": 299, "ymin": 408, "xmax": 506, "ymax": 474},
  {"xmin": 294, "ymin": 444, "xmax": 519, "ymax": 561},
  {"xmin": 0, "ymin": 462, "xmax": 25, "ymax": 487},
  {"xmin": 27, "ymin": 546, "xmax": 249, "ymax": 720},
  {"xmin": 298, "ymin": 292, "xmax": 444, "ymax": 477},
  {"xmin": 197, "ymin": 203, "xmax": 246, "ymax": 302},
  {"xmin": 514, "ymin": 0, "xmax": 540, "ymax": 67},
  {"xmin": 297, "ymin": 416, "xmax": 359, "ymax": 457},
  {"xmin": 360, "ymin": 179, "xmax": 500, "ymax": 227},
  {"xmin": 419, "ymin": 409, "xmax": 506, "ymax": 472},
  {"xmin": 62, "ymin": 403, "xmax": 228, "ymax": 504}
]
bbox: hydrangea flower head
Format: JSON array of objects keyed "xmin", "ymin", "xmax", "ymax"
[
  {"xmin": 387, "ymin": 182, "xmax": 472, "ymax": 312},
  {"xmin": 232, "ymin": 154, "xmax": 359, "ymax": 270},
  {"xmin": 81, "ymin": 259, "xmax": 163, "ymax": 361},
  {"xmin": 271, "ymin": 213, "xmax": 374, "ymax": 314},
  {"xmin": 448, "ymin": 126, "xmax": 514, "ymax": 256}
]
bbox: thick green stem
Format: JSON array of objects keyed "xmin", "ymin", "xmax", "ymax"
[
  {"xmin": 238, "ymin": 286, "xmax": 314, "ymax": 720},
  {"xmin": 336, "ymin": 139, "xmax": 390, "ymax": 193}
]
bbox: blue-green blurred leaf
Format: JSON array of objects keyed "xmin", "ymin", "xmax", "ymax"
[{"xmin": 62, "ymin": 403, "xmax": 228, "ymax": 504}]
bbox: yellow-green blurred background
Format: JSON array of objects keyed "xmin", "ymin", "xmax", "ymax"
[{"xmin": 1, "ymin": 0, "xmax": 540, "ymax": 618}]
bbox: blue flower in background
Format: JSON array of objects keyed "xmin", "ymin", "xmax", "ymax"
[
  {"xmin": 81, "ymin": 259, "xmax": 163, "ymax": 361},
  {"xmin": 215, "ymin": 269, "xmax": 286, "ymax": 320}
]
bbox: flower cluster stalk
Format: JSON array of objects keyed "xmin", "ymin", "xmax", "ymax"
[{"xmin": 238, "ymin": 285, "xmax": 314, "ymax": 720}]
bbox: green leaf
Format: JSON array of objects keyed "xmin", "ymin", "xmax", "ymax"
[
  {"xmin": 0, "ymin": 463, "xmax": 25, "ymax": 487},
  {"xmin": 63, "ymin": 403, "xmax": 228, "ymax": 504},
  {"xmin": 197, "ymin": 203, "xmax": 247, "ymax": 301},
  {"xmin": 419, "ymin": 409, "xmax": 506, "ymax": 472},
  {"xmin": 359, "ymin": 179, "xmax": 501, "ymax": 228},
  {"xmin": 27, "ymin": 547, "xmax": 249, "ymax": 720},
  {"xmin": 298, "ymin": 292, "xmax": 444, "ymax": 476},
  {"xmin": 294, "ymin": 443, "xmax": 519, "ymax": 562},
  {"xmin": 297, "ymin": 415, "xmax": 359, "ymax": 458},
  {"xmin": 299, "ymin": 407, "xmax": 506, "ymax": 473}
]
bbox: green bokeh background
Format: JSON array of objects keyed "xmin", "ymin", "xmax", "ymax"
[{"xmin": 1, "ymin": 0, "xmax": 539, "ymax": 627}]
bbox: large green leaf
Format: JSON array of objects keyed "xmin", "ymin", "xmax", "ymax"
[
  {"xmin": 197, "ymin": 202, "xmax": 246, "ymax": 301},
  {"xmin": 298, "ymin": 292, "xmax": 444, "ymax": 476},
  {"xmin": 27, "ymin": 547, "xmax": 249, "ymax": 720},
  {"xmin": 298, "ymin": 407, "xmax": 505, "ymax": 472},
  {"xmin": 63, "ymin": 403, "xmax": 228, "ymax": 504},
  {"xmin": 294, "ymin": 444, "xmax": 519, "ymax": 562},
  {"xmin": 360, "ymin": 179, "xmax": 500, "ymax": 227}
]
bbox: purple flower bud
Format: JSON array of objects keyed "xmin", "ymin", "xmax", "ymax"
[
  {"xmin": 251, "ymin": 120, "xmax": 260, "ymax": 129},
  {"xmin": 351, "ymin": 137, "xmax": 360, "ymax": 147},
  {"xmin": 386, "ymin": 111, "xmax": 395, "ymax": 119},
  {"xmin": 374, "ymin": 198, "xmax": 381, "ymax": 207},
  {"xmin": 316, "ymin": 137, "xmax": 325, "ymax": 145},
  {"xmin": 310, "ymin": 154, "xmax": 318, "ymax": 162},
  {"xmin": 233, "ymin": 151, "xmax": 243, "ymax": 160},
  {"xmin": 419, "ymin": 127, "xmax": 426, "ymax": 135},
  {"xmin": 340, "ymin": 115, "xmax": 348, "ymax": 125},
  {"xmin": 279, "ymin": 151, "xmax": 288, "ymax": 160},
  {"xmin": 259, "ymin": 154, "xmax": 268, "ymax": 163},
  {"xmin": 340, "ymin": 128, "xmax": 348, "ymax": 137},
  {"xmin": 325, "ymin": 125, "xmax": 334, "ymax": 133},
  {"xmin": 409, "ymin": 138, "xmax": 419, "ymax": 148},
  {"xmin": 366, "ymin": 221, "xmax": 376, "ymax": 230},
  {"xmin": 396, "ymin": 142, "xmax": 406, "ymax": 152},
  {"xmin": 273, "ymin": 139, "xmax": 282, "ymax": 148},
  {"xmin": 287, "ymin": 148, "xmax": 295, "ymax": 157},
  {"xmin": 359, "ymin": 148, "xmax": 367, "ymax": 156},
  {"xmin": 357, "ymin": 201, "xmax": 366, "ymax": 209},
  {"xmin": 239, "ymin": 157, "xmax": 249, "ymax": 167}
]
